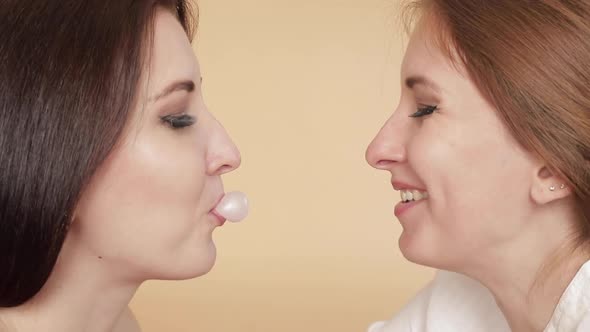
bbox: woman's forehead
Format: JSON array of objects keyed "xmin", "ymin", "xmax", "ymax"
[{"xmin": 148, "ymin": 9, "xmax": 199, "ymax": 93}]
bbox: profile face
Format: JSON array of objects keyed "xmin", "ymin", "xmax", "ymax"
[
  {"xmin": 70, "ymin": 8, "xmax": 241, "ymax": 280},
  {"xmin": 366, "ymin": 19, "xmax": 537, "ymax": 270}
]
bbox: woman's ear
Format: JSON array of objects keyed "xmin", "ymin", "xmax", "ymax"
[{"xmin": 530, "ymin": 166, "xmax": 572, "ymax": 205}]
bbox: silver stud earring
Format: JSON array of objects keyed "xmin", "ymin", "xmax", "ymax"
[
  {"xmin": 549, "ymin": 185, "xmax": 556, "ymax": 191},
  {"xmin": 560, "ymin": 184, "xmax": 566, "ymax": 189}
]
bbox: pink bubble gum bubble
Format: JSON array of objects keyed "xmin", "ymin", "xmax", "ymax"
[{"xmin": 214, "ymin": 191, "xmax": 249, "ymax": 222}]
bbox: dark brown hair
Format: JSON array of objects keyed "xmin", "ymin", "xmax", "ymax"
[
  {"xmin": 403, "ymin": 0, "xmax": 590, "ymax": 235},
  {"xmin": 0, "ymin": 0, "xmax": 196, "ymax": 307}
]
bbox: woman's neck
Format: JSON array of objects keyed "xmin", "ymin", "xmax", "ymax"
[
  {"xmin": 0, "ymin": 239, "xmax": 141, "ymax": 332},
  {"xmin": 486, "ymin": 250, "xmax": 585, "ymax": 332},
  {"xmin": 462, "ymin": 211, "xmax": 589, "ymax": 332}
]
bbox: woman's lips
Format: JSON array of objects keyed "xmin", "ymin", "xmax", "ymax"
[
  {"xmin": 209, "ymin": 210, "xmax": 226, "ymax": 226},
  {"xmin": 391, "ymin": 181, "xmax": 427, "ymax": 192},
  {"xmin": 208, "ymin": 193, "xmax": 226, "ymax": 225},
  {"xmin": 394, "ymin": 199, "xmax": 426, "ymax": 217}
]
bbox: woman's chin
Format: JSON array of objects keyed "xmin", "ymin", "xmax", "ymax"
[
  {"xmin": 150, "ymin": 242, "xmax": 218, "ymax": 281},
  {"xmin": 399, "ymin": 232, "xmax": 464, "ymax": 272},
  {"xmin": 398, "ymin": 231, "xmax": 439, "ymax": 268}
]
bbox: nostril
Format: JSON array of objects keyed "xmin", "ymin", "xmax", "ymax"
[
  {"xmin": 376, "ymin": 160, "xmax": 395, "ymax": 168},
  {"xmin": 217, "ymin": 164, "xmax": 235, "ymax": 175}
]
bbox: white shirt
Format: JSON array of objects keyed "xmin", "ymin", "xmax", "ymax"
[{"xmin": 369, "ymin": 261, "xmax": 590, "ymax": 332}]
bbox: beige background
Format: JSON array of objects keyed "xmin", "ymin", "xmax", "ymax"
[{"xmin": 130, "ymin": 0, "xmax": 435, "ymax": 331}]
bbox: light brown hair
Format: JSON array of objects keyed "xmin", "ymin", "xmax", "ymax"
[{"xmin": 403, "ymin": 0, "xmax": 590, "ymax": 238}]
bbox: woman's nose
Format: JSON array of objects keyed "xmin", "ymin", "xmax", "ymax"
[
  {"xmin": 365, "ymin": 115, "xmax": 407, "ymax": 170},
  {"xmin": 206, "ymin": 120, "xmax": 241, "ymax": 176}
]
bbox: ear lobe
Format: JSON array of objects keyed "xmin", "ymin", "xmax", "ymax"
[{"xmin": 531, "ymin": 166, "xmax": 572, "ymax": 205}]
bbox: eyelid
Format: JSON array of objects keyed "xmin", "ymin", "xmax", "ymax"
[
  {"xmin": 160, "ymin": 113, "xmax": 197, "ymax": 128},
  {"xmin": 409, "ymin": 105, "xmax": 438, "ymax": 118}
]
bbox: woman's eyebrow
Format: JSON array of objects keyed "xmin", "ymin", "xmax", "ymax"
[
  {"xmin": 150, "ymin": 79, "xmax": 196, "ymax": 102},
  {"xmin": 405, "ymin": 75, "xmax": 441, "ymax": 93}
]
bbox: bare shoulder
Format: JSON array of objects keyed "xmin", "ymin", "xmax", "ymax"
[{"xmin": 112, "ymin": 307, "xmax": 142, "ymax": 332}]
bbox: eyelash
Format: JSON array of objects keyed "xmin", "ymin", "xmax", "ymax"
[
  {"xmin": 160, "ymin": 114, "xmax": 197, "ymax": 129},
  {"xmin": 409, "ymin": 105, "xmax": 438, "ymax": 118}
]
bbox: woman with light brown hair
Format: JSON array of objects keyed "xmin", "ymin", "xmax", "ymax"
[{"xmin": 366, "ymin": 1, "xmax": 590, "ymax": 331}]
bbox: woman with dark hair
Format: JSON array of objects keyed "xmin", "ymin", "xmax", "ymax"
[
  {"xmin": 0, "ymin": 1, "xmax": 244, "ymax": 331},
  {"xmin": 366, "ymin": 0, "xmax": 590, "ymax": 331}
]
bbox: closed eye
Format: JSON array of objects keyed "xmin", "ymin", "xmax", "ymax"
[
  {"xmin": 409, "ymin": 105, "xmax": 438, "ymax": 118},
  {"xmin": 160, "ymin": 114, "xmax": 197, "ymax": 129}
]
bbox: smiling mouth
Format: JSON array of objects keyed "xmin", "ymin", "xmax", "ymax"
[{"xmin": 399, "ymin": 189, "xmax": 429, "ymax": 203}]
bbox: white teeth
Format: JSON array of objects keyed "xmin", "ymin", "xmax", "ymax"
[
  {"xmin": 399, "ymin": 189, "xmax": 428, "ymax": 203},
  {"xmin": 412, "ymin": 190, "xmax": 423, "ymax": 200}
]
